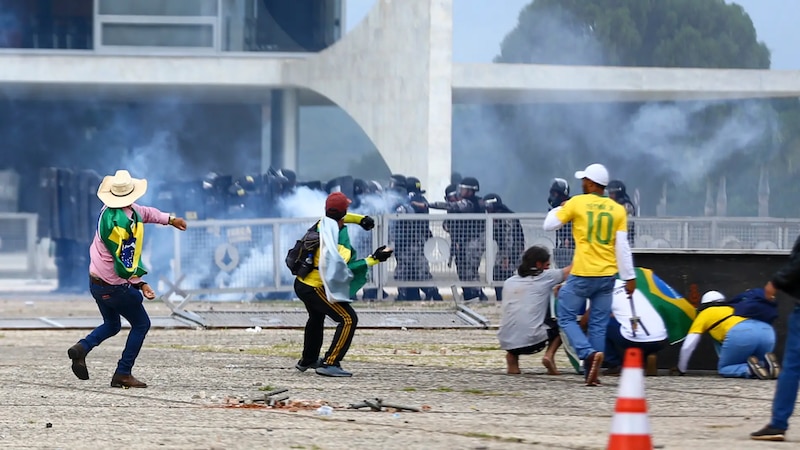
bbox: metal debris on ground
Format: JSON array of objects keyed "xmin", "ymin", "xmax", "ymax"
[{"xmin": 348, "ymin": 398, "xmax": 421, "ymax": 412}]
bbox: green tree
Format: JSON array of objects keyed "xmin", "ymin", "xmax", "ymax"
[{"xmin": 497, "ymin": 0, "xmax": 770, "ymax": 69}]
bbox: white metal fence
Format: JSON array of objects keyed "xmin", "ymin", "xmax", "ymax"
[
  {"xmin": 151, "ymin": 214, "xmax": 800, "ymax": 300},
  {"xmin": 5, "ymin": 213, "xmax": 800, "ymax": 299}
]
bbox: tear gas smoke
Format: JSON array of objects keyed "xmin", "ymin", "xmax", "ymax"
[{"xmin": 453, "ymin": 5, "xmax": 781, "ymax": 216}]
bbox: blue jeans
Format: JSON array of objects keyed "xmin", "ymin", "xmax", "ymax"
[
  {"xmin": 771, "ymin": 305, "xmax": 800, "ymax": 430},
  {"xmin": 605, "ymin": 317, "xmax": 666, "ymax": 367},
  {"xmin": 557, "ymin": 275, "xmax": 615, "ymax": 360},
  {"xmin": 718, "ymin": 319, "xmax": 775, "ymax": 378},
  {"xmin": 79, "ymin": 282, "xmax": 151, "ymax": 375}
]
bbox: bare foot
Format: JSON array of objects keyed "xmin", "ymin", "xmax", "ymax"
[
  {"xmin": 542, "ymin": 355, "xmax": 560, "ymax": 375},
  {"xmin": 506, "ymin": 352, "xmax": 521, "ymax": 374}
]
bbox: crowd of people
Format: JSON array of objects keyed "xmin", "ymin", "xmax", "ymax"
[
  {"xmin": 66, "ymin": 164, "xmax": 800, "ymax": 443},
  {"xmin": 491, "ymin": 162, "xmax": 800, "ymax": 442}
]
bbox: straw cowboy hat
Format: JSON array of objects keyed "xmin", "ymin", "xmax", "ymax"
[{"xmin": 97, "ymin": 170, "xmax": 148, "ymax": 208}]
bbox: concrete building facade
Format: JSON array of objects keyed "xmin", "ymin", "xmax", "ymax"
[{"xmin": 2, "ymin": 0, "xmax": 800, "ymax": 197}]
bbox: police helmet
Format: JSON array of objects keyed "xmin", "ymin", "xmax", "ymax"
[
  {"xmin": 367, "ymin": 180, "xmax": 384, "ymax": 194},
  {"xmin": 445, "ymin": 183, "xmax": 459, "ymax": 201},
  {"xmin": 202, "ymin": 172, "xmax": 219, "ymax": 190},
  {"xmin": 277, "ymin": 169, "xmax": 297, "ymax": 184},
  {"xmin": 406, "ymin": 176, "xmax": 425, "ymax": 194},
  {"xmin": 389, "ymin": 174, "xmax": 407, "ymax": 191},
  {"xmin": 353, "ymin": 178, "xmax": 368, "ymax": 196},
  {"xmin": 458, "ymin": 177, "xmax": 480, "ymax": 192},
  {"xmin": 549, "ymin": 178, "xmax": 569, "ymax": 197},
  {"xmin": 606, "ymin": 180, "xmax": 627, "ymax": 198},
  {"xmin": 548, "ymin": 178, "xmax": 570, "ymax": 208},
  {"xmin": 238, "ymin": 175, "xmax": 257, "ymax": 192}
]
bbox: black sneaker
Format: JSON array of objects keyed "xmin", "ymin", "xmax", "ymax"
[
  {"xmin": 315, "ymin": 365, "xmax": 353, "ymax": 377},
  {"xmin": 750, "ymin": 425, "xmax": 785, "ymax": 441},
  {"xmin": 295, "ymin": 358, "xmax": 323, "ymax": 372},
  {"xmin": 747, "ymin": 356, "xmax": 770, "ymax": 380}
]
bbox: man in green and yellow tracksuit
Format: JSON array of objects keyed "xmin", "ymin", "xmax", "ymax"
[{"xmin": 294, "ymin": 192, "xmax": 393, "ymax": 377}]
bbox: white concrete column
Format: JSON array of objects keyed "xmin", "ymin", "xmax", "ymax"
[
  {"xmin": 268, "ymin": 89, "xmax": 299, "ymax": 172},
  {"xmin": 284, "ymin": 0, "xmax": 453, "ymax": 198}
]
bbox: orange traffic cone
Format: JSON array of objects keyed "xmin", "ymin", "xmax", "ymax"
[{"xmin": 607, "ymin": 348, "xmax": 653, "ymax": 450}]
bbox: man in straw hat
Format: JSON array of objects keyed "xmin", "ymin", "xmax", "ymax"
[{"xmin": 67, "ymin": 170, "xmax": 187, "ymax": 388}]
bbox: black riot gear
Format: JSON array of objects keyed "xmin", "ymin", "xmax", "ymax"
[
  {"xmin": 459, "ymin": 177, "xmax": 480, "ymax": 193},
  {"xmin": 606, "ymin": 179, "xmax": 636, "ymax": 246},
  {"xmin": 483, "ymin": 193, "xmax": 508, "ymax": 213},
  {"xmin": 548, "ymin": 178, "xmax": 570, "ymax": 209},
  {"xmin": 406, "ymin": 176, "xmax": 425, "ymax": 194},
  {"xmin": 483, "ymin": 193, "xmax": 525, "ymax": 300},
  {"xmin": 606, "ymin": 179, "xmax": 627, "ymax": 198},
  {"xmin": 389, "ymin": 174, "xmax": 407, "ymax": 194}
]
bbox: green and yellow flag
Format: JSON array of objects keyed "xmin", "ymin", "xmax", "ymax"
[
  {"xmin": 99, "ymin": 207, "xmax": 147, "ymax": 279},
  {"xmin": 634, "ymin": 267, "xmax": 696, "ymax": 344}
]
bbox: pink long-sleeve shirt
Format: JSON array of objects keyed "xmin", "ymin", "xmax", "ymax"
[{"xmin": 89, "ymin": 203, "xmax": 171, "ymax": 285}]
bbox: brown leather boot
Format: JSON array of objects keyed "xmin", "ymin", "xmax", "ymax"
[
  {"xmin": 67, "ymin": 343, "xmax": 89, "ymax": 380},
  {"xmin": 111, "ymin": 373, "xmax": 147, "ymax": 388}
]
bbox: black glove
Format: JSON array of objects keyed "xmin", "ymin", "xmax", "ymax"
[
  {"xmin": 371, "ymin": 245, "xmax": 393, "ymax": 262},
  {"xmin": 360, "ymin": 216, "xmax": 375, "ymax": 230}
]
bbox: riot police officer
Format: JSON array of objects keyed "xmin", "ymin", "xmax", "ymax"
[
  {"xmin": 391, "ymin": 177, "xmax": 443, "ymax": 301},
  {"xmin": 548, "ymin": 178, "xmax": 573, "ymax": 269},
  {"xmin": 430, "ymin": 177, "xmax": 487, "ymax": 301},
  {"xmin": 484, "ymin": 193, "xmax": 525, "ymax": 301},
  {"xmin": 607, "ymin": 180, "xmax": 636, "ymax": 246}
]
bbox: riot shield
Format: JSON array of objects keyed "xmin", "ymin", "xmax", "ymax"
[
  {"xmin": 38, "ymin": 167, "xmax": 59, "ymax": 240},
  {"xmin": 56, "ymin": 168, "xmax": 77, "ymax": 241}
]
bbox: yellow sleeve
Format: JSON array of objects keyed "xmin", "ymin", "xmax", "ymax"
[
  {"xmin": 337, "ymin": 244, "xmax": 353, "ymax": 263},
  {"xmin": 365, "ymin": 257, "xmax": 379, "ymax": 267},
  {"xmin": 344, "ymin": 213, "xmax": 365, "ymax": 224},
  {"xmin": 555, "ymin": 198, "xmax": 576, "ymax": 223}
]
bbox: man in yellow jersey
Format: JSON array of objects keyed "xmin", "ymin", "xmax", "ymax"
[
  {"xmin": 294, "ymin": 192, "xmax": 393, "ymax": 377},
  {"xmin": 543, "ymin": 163, "xmax": 635, "ymax": 386},
  {"xmin": 678, "ymin": 290, "xmax": 776, "ymax": 379}
]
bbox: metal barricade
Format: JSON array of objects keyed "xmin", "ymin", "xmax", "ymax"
[
  {"xmin": 379, "ymin": 213, "xmax": 549, "ymax": 290},
  {"xmin": 163, "ymin": 217, "xmax": 377, "ymax": 301},
  {"xmin": 155, "ymin": 214, "xmax": 800, "ymax": 303},
  {"xmin": 632, "ymin": 217, "xmax": 796, "ymax": 251}
]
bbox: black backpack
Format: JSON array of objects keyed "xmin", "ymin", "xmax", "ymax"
[{"xmin": 285, "ymin": 223, "xmax": 321, "ymax": 277}]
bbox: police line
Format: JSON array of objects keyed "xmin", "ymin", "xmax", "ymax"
[{"xmin": 147, "ymin": 214, "xmax": 800, "ymax": 300}]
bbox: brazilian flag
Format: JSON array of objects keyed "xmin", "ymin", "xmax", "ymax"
[
  {"xmin": 99, "ymin": 207, "xmax": 147, "ymax": 279},
  {"xmin": 634, "ymin": 267, "xmax": 696, "ymax": 345},
  {"xmin": 554, "ymin": 267, "xmax": 696, "ymax": 374}
]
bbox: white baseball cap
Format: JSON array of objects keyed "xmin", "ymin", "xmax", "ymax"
[{"xmin": 574, "ymin": 163, "xmax": 610, "ymax": 187}]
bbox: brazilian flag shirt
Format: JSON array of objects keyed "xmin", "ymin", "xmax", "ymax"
[{"xmin": 89, "ymin": 204, "xmax": 170, "ymax": 285}]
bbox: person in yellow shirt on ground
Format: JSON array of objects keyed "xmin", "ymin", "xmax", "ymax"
[
  {"xmin": 293, "ymin": 192, "xmax": 393, "ymax": 377},
  {"xmin": 678, "ymin": 290, "xmax": 778, "ymax": 379},
  {"xmin": 543, "ymin": 163, "xmax": 635, "ymax": 386}
]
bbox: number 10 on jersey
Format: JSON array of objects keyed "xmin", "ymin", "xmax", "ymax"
[{"xmin": 586, "ymin": 211, "xmax": 614, "ymax": 244}]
